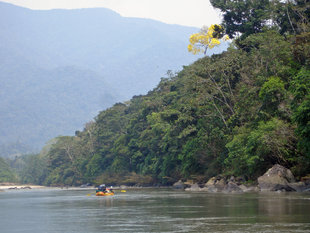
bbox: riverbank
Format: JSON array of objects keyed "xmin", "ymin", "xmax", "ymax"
[
  {"xmin": 180, "ymin": 164, "xmax": 310, "ymax": 193},
  {"xmin": 0, "ymin": 183, "xmax": 95, "ymax": 191},
  {"xmin": 2, "ymin": 165, "xmax": 309, "ymax": 194},
  {"xmin": 0, "ymin": 183, "xmax": 164, "ymax": 192},
  {"xmin": 0, "ymin": 183, "xmax": 47, "ymax": 191}
]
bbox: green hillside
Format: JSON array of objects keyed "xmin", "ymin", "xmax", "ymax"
[
  {"xmin": 0, "ymin": 157, "xmax": 17, "ymax": 183},
  {"xmin": 18, "ymin": 0, "xmax": 310, "ymax": 186}
]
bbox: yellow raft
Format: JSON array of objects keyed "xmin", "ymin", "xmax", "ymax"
[{"xmin": 96, "ymin": 191, "xmax": 114, "ymax": 196}]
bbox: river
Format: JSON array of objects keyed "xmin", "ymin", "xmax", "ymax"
[{"xmin": 0, "ymin": 188, "xmax": 310, "ymax": 233}]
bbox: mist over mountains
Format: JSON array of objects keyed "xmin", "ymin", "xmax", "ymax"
[{"xmin": 0, "ymin": 2, "xmax": 227, "ymax": 157}]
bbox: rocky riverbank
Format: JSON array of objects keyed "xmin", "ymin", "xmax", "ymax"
[
  {"xmin": 2, "ymin": 165, "xmax": 309, "ymax": 193},
  {"xmin": 0, "ymin": 183, "xmax": 46, "ymax": 191},
  {"xmin": 0, "ymin": 184, "xmax": 98, "ymax": 192},
  {"xmin": 175, "ymin": 164, "xmax": 310, "ymax": 193}
]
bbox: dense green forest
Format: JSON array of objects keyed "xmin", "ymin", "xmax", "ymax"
[
  {"xmin": 6, "ymin": 0, "xmax": 310, "ymax": 186},
  {"xmin": 0, "ymin": 157, "xmax": 17, "ymax": 183}
]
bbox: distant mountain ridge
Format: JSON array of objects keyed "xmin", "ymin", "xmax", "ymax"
[{"xmin": 0, "ymin": 2, "xmax": 227, "ymax": 156}]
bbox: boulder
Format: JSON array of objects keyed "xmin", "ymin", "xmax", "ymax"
[
  {"xmin": 205, "ymin": 177, "xmax": 217, "ymax": 186},
  {"xmin": 203, "ymin": 185, "xmax": 218, "ymax": 193},
  {"xmin": 185, "ymin": 183, "xmax": 201, "ymax": 191},
  {"xmin": 289, "ymin": 182, "xmax": 310, "ymax": 192},
  {"xmin": 203, "ymin": 176, "xmax": 228, "ymax": 193},
  {"xmin": 205, "ymin": 176, "xmax": 227, "ymax": 192},
  {"xmin": 214, "ymin": 178, "xmax": 226, "ymax": 190},
  {"xmin": 204, "ymin": 177, "xmax": 219, "ymax": 192},
  {"xmin": 301, "ymin": 175, "xmax": 310, "ymax": 184},
  {"xmin": 223, "ymin": 181, "xmax": 243, "ymax": 193},
  {"xmin": 270, "ymin": 184, "xmax": 296, "ymax": 192},
  {"xmin": 235, "ymin": 176, "xmax": 247, "ymax": 185},
  {"xmin": 173, "ymin": 180, "xmax": 186, "ymax": 189},
  {"xmin": 258, "ymin": 164, "xmax": 296, "ymax": 192},
  {"xmin": 239, "ymin": 184, "xmax": 259, "ymax": 192},
  {"xmin": 229, "ymin": 176, "xmax": 235, "ymax": 182}
]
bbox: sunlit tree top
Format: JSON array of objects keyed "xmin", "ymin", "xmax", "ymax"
[{"xmin": 188, "ymin": 24, "xmax": 229, "ymax": 55}]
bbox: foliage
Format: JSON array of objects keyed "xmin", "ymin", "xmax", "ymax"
[
  {"xmin": 210, "ymin": 0, "xmax": 310, "ymax": 41},
  {"xmin": 44, "ymin": 136, "xmax": 84, "ymax": 186},
  {"xmin": 277, "ymin": 0, "xmax": 310, "ymax": 35},
  {"xmin": 188, "ymin": 24, "xmax": 229, "ymax": 54},
  {"xmin": 290, "ymin": 68, "xmax": 310, "ymax": 176},
  {"xmin": 259, "ymin": 76, "xmax": 286, "ymax": 116},
  {"xmin": 17, "ymin": 154, "xmax": 48, "ymax": 185},
  {"xmin": 210, "ymin": 0, "xmax": 274, "ymax": 39},
  {"xmin": 226, "ymin": 118, "xmax": 296, "ymax": 179},
  {"xmin": 0, "ymin": 157, "xmax": 17, "ymax": 183}
]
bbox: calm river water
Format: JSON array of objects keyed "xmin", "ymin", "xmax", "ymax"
[{"xmin": 0, "ymin": 188, "xmax": 310, "ymax": 233}]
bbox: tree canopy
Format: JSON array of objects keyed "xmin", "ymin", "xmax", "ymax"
[{"xmin": 188, "ymin": 24, "xmax": 229, "ymax": 54}]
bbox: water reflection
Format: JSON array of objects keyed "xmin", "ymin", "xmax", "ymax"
[
  {"xmin": 257, "ymin": 193, "xmax": 310, "ymax": 222},
  {"xmin": 0, "ymin": 189, "xmax": 309, "ymax": 232}
]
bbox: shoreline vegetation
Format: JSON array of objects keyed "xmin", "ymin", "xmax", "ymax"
[{"xmin": 1, "ymin": 165, "xmax": 310, "ymax": 194}]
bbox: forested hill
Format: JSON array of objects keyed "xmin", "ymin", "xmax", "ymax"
[
  {"xmin": 11, "ymin": 0, "xmax": 310, "ymax": 186},
  {"xmin": 0, "ymin": 157, "xmax": 17, "ymax": 182},
  {"xmin": 1, "ymin": 2, "xmax": 228, "ymax": 156}
]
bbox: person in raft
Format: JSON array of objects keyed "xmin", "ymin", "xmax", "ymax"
[
  {"xmin": 106, "ymin": 186, "xmax": 114, "ymax": 193},
  {"xmin": 98, "ymin": 184, "xmax": 107, "ymax": 192}
]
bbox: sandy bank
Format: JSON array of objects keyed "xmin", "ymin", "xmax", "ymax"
[
  {"xmin": 0, "ymin": 183, "xmax": 99, "ymax": 191},
  {"xmin": 0, "ymin": 184, "xmax": 46, "ymax": 190}
]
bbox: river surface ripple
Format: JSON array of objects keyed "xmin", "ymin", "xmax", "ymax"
[{"xmin": 1, "ymin": 188, "xmax": 310, "ymax": 233}]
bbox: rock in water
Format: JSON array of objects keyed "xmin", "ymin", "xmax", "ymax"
[
  {"xmin": 204, "ymin": 176, "xmax": 226, "ymax": 192},
  {"xmin": 223, "ymin": 181, "xmax": 243, "ymax": 193},
  {"xmin": 173, "ymin": 180, "xmax": 186, "ymax": 189},
  {"xmin": 185, "ymin": 183, "xmax": 201, "ymax": 191},
  {"xmin": 258, "ymin": 164, "xmax": 296, "ymax": 192}
]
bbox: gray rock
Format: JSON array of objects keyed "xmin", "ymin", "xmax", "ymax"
[
  {"xmin": 214, "ymin": 178, "xmax": 226, "ymax": 191},
  {"xmin": 301, "ymin": 176, "xmax": 310, "ymax": 186},
  {"xmin": 258, "ymin": 164, "xmax": 296, "ymax": 192},
  {"xmin": 270, "ymin": 184, "xmax": 296, "ymax": 192},
  {"xmin": 238, "ymin": 184, "xmax": 258, "ymax": 192},
  {"xmin": 235, "ymin": 176, "xmax": 247, "ymax": 185},
  {"xmin": 229, "ymin": 176, "xmax": 235, "ymax": 182},
  {"xmin": 205, "ymin": 177, "xmax": 217, "ymax": 187},
  {"xmin": 173, "ymin": 180, "xmax": 186, "ymax": 189},
  {"xmin": 204, "ymin": 177, "xmax": 221, "ymax": 192},
  {"xmin": 289, "ymin": 182, "xmax": 310, "ymax": 192},
  {"xmin": 223, "ymin": 181, "xmax": 243, "ymax": 193},
  {"xmin": 185, "ymin": 183, "xmax": 201, "ymax": 191},
  {"xmin": 204, "ymin": 177, "xmax": 245, "ymax": 193}
]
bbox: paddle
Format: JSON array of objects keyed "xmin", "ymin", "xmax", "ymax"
[{"xmin": 113, "ymin": 189, "xmax": 126, "ymax": 192}]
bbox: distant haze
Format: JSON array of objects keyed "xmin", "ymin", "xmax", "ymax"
[
  {"xmin": 0, "ymin": 0, "xmax": 221, "ymax": 28},
  {"xmin": 0, "ymin": 2, "xmax": 227, "ymax": 157}
]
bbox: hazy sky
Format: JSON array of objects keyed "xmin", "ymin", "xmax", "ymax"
[{"xmin": 1, "ymin": 0, "xmax": 222, "ymax": 28}]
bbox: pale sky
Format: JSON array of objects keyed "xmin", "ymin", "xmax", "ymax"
[{"xmin": 0, "ymin": 0, "xmax": 222, "ymax": 28}]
